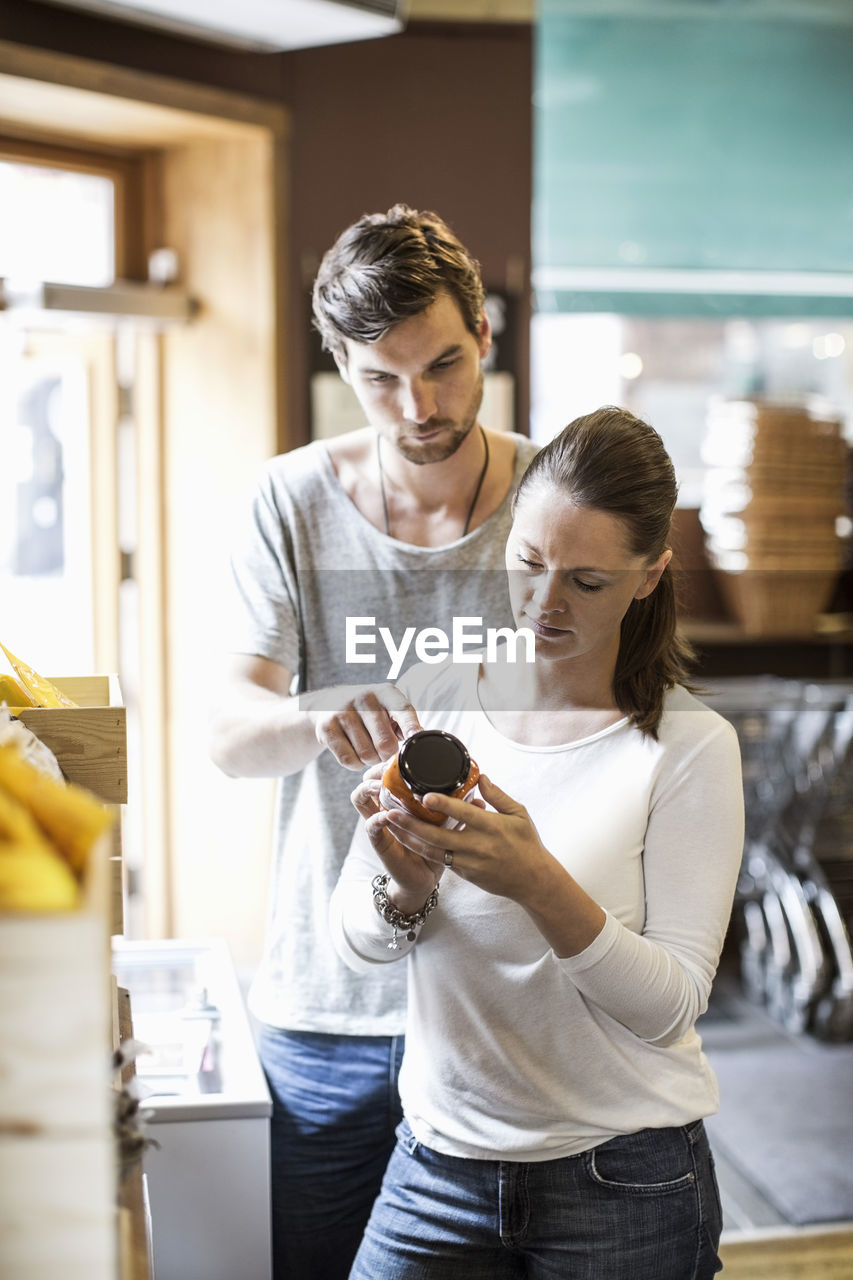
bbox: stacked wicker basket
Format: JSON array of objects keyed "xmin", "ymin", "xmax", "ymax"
[{"xmin": 700, "ymin": 399, "xmax": 847, "ymax": 635}]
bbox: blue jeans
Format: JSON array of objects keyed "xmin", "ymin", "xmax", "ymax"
[
  {"xmin": 350, "ymin": 1118, "xmax": 723, "ymax": 1280},
  {"xmin": 258, "ymin": 1027, "xmax": 405, "ymax": 1280}
]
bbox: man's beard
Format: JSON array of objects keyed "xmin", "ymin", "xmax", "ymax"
[{"xmin": 394, "ymin": 371, "xmax": 484, "ymax": 465}]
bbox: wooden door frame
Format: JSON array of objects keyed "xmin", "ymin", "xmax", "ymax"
[
  {"xmin": 0, "ymin": 38, "xmax": 290, "ymax": 441},
  {"xmin": 0, "ymin": 42, "xmax": 289, "ymax": 950}
]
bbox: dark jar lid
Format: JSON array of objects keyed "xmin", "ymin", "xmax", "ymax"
[{"xmin": 397, "ymin": 730, "xmax": 471, "ymax": 795}]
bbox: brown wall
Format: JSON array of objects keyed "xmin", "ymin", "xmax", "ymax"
[
  {"xmin": 280, "ymin": 24, "xmax": 533, "ymax": 441},
  {"xmin": 0, "ymin": 2, "xmax": 533, "ymax": 443}
]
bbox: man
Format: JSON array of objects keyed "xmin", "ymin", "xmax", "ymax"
[{"xmin": 209, "ymin": 204, "xmax": 538, "ymax": 1279}]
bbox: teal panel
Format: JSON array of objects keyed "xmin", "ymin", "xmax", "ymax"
[
  {"xmin": 534, "ymin": 9, "xmax": 853, "ymax": 276},
  {"xmin": 535, "ymin": 291, "xmax": 853, "ymax": 318}
]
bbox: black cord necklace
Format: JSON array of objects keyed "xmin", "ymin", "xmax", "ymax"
[{"xmin": 377, "ymin": 425, "xmax": 490, "ymax": 540}]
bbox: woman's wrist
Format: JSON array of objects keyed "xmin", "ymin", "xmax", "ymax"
[
  {"xmin": 519, "ymin": 856, "xmax": 607, "ymax": 958},
  {"xmin": 371, "ymin": 873, "xmax": 440, "ymax": 951},
  {"xmin": 386, "ymin": 878, "xmax": 436, "ymax": 915}
]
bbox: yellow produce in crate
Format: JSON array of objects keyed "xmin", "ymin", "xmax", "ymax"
[
  {"xmin": 0, "ymin": 745, "xmax": 113, "ymax": 876},
  {"xmin": 0, "ymin": 675, "xmax": 36, "ymax": 710},
  {"xmin": 0, "ymin": 786, "xmax": 80, "ymax": 911},
  {"xmin": 0, "ymin": 643, "xmax": 78, "ymax": 708}
]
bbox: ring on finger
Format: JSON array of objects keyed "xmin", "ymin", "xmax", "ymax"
[{"xmin": 444, "ymin": 850, "xmax": 454, "ymax": 868}]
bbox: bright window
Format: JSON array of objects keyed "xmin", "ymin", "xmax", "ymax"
[
  {"xmin": 531, "ymin": 313, "xmax": 853, "ymax": 508},
  {"xmin": 0, "ymin": 157, "xmax": 117, "ymax": 677},
  {"xmin": 0, "ymin": 160, "xmax": 114, "ymax": 286},
  {"xmin": 0, "ymin": 343, "xmax": 95, "ymax": 674}
]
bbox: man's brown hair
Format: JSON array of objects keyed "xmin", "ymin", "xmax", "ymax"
[{"xmin": 312, "ymin": 204, "xmax": 485, "ymax": 362}]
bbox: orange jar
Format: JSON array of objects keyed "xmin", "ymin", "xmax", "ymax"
[{"xmin": 379, "ymin": 730, "xmax": 479, "ymax": 828}]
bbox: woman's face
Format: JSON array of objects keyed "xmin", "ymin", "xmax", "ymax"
[{"xmin": 505, "ymin": 483, "xmax": 671, "ymax": 668}]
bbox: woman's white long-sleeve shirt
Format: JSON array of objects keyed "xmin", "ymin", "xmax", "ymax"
[{"xmin": 330, "ymin": 660, "xmax": 744, "ymax": 1162}]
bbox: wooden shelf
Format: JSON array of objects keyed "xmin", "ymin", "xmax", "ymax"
[
  {"xmin": 683, "ymin": 617, "xmax": 853, "ymax": 647},
  {"xmin": 679, "ymin": 616, "xmax": 853, "ymax": 680},
  {"xmin": 719, "ymin": 1225, "xmax": 853, "ymax": 1280}
]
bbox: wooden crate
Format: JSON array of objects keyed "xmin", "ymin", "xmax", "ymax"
[
  {"xmin": 16, "ymin": 675, "xmax": 127, "ymax": 805},
  {"xmin": 17, "ymin": 675, "xmax": 127, "ymax": 937},
  {"xmin": 714, "ymin": 568, "xmax": 839, "ymax": 636},
  {"xmin": 0, "ymin": 831, "xmax": 117, "ymax": 1280}
]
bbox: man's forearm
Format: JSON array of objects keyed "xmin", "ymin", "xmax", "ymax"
[
  {"xmin": 210, "ymin": 668, "xmax": 420, "ymax": 779},
  {"xmin": 209, "ymin": 687, "xmax": 322, "ymax": 778}
]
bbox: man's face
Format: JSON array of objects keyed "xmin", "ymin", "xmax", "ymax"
[{"xmin": 337, "ymin": 292, "xmax": 491, "ymax": 464}]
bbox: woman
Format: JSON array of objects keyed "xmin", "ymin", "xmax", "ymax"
[{"xmin": 330, "ymin": 406, "xmax": 744, "ymax": 1280}]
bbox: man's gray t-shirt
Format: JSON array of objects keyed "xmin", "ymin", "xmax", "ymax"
[{"xmin": 228, "ymin": 434, "xmax": 539, "ymax": 1033}]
